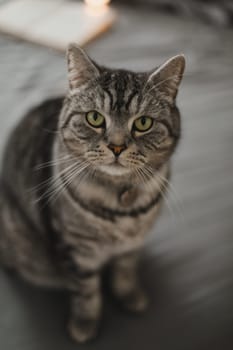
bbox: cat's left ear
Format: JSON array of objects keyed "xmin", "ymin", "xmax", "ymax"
[
  {"xmin": 67, "ymin": 43, "xmax": 100, "ymax": 92},
  {"xmin": 147, "ymin": 54, "xmax": 185, "ymax": 100}
]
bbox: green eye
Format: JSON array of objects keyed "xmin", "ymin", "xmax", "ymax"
[
  {"xmin": 133, "ymin": 116, "xmax": 153, "ymax": 132},
  {"xmin": 86, "ymin": 111, "xmax": 105, "ymax": 128}
]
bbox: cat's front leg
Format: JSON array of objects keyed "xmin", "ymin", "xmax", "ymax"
[
  {"xmin": 68, "ymin": 272, "xmax": 102, "ymax": 343},
  {"xmin": 111, "ymin": 251, "xmax": 149, "ymax": 313}
]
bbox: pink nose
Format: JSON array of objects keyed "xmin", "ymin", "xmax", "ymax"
[{"xmin": 108, "ymin": 144, "xmax": 126, "ymax": 156}]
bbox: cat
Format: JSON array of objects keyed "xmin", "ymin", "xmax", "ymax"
[{"xmin": 0, "ymin": 43, "xmax": 185, "ymax": 343}]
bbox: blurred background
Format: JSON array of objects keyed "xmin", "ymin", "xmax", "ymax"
[{"xmin": 0, "ymin": 0, "xmax": 233, "ymax": 349}]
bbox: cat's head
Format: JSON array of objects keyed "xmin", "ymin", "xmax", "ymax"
[{"xmin": 60, "ymin": 43, "xmax": 185, "ymax": 179}]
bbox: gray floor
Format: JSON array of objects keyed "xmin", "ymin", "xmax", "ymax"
[{"xmin": 0, "ymin": 6, "xmax": 233, "ymax": 350}]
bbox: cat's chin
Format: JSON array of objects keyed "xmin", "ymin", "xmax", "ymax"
[{"xmin": 98, "ymin": 164, "xmax": 131, "ymax": 177}]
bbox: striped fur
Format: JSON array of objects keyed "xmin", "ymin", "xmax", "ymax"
[{"xmin": 0, "ymin": 45, "xmax": 185, "ymax": 343}]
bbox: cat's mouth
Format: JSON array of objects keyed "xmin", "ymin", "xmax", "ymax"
[
  {"xmin": 98, "ymin": 161, "xmax": 131, "ymax": 176},
  {"xmin": 113, "ymin": 158, "xmax": 123, "ymax": 165}
]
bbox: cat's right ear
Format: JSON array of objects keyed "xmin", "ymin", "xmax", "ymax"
[{"xmin": 67, "ymin": 43, "xmax": 99, "ymax": 92}]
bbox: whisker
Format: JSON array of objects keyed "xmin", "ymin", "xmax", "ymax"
[
  {"xmin": 29, "ymin": 160, "xmax": 80, "ymax": 193},
  {"xmin": 146, "ymin": 165, "xmax": 185, "ymax": 221},
  {"xmin": 33, "ymin": 160, "xmax": 89, "ymax": 204},
  {"xmin": 44, "ymin": 162, "xmax": 91, "ymax": 206},
  {"xmin": 155, "ymin": 172, "xmax": 185, "ymax": 222},
  {"xmin": 139, "ymin": 165, "xmax": 177, "ymax": 219},
  {"xmin": 34, "ymin": 155, "xmax": 75, "ymax": 170},
  {"xmin": 41, "ymin": 128, "xmax": 61, "ymax": 135},
  {"xmin": 34, "ymin": 162, "xmax": 80, "ymax": 203}
]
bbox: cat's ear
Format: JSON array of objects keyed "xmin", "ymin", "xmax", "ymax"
[
  {"xmin": 66, "ymin": 43, "xmax": 99, "ymax": 91},
  {"xmin": 147, "ymin": 54, "xmax": 185, "ymax": 100}
]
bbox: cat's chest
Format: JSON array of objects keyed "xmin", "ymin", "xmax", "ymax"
[
  {"xmin": 67, "ymin": 207, "xmax": 159, "ymax": 270},
  {"xmin": 55, "ymin": 165, "xmax": 168, "ymax": 267},
  {"xmin": 70, "ymin": 173, "xmax": 162, "ymax": 215},
  {"xmin": 59, "ymin": 185, "xmax": 161, "ymax": 268}
]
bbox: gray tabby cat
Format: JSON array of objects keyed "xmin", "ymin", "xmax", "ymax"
[{"xmin": 0, "ymin": 44, "xmax": 185, "ymax": 343}]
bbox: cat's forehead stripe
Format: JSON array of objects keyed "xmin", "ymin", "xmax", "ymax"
[{"xmin": 99, "ymin": 71, "xmax": 142, "ymax": 113}]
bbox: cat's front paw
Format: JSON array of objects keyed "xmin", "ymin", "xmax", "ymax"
[
  {"xmin": 68, "ymin": 318, "xmax": 99, "ymax": 343},
  {"xmin": 116, "ymin": 288, "xmax": 149, "ymax": 313}
]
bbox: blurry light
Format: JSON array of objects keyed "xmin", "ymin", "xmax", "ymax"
[
  {"xmin": 84, "ymin": 0, "xmax": 111, "ymax": 16},
  {"xmin": 85, "ymin": 0, "xmax": 111, "ymax": 9}
]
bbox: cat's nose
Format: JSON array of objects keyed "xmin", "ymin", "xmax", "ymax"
[{"xmin": 108, "ymin": 143, "xmax": 126, "ymax": 157}]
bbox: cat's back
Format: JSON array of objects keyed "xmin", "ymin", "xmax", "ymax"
[
  {"xmin": 0, "ymin": 97, "xmax": 64, "ymax": 232},
  {"xmin": 0, "ymin": 97, "xmax": 65, "ymax": 278},
  {"xmin": 1, "ymin": 97, "xmax": 64, "ymax": 187}
]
